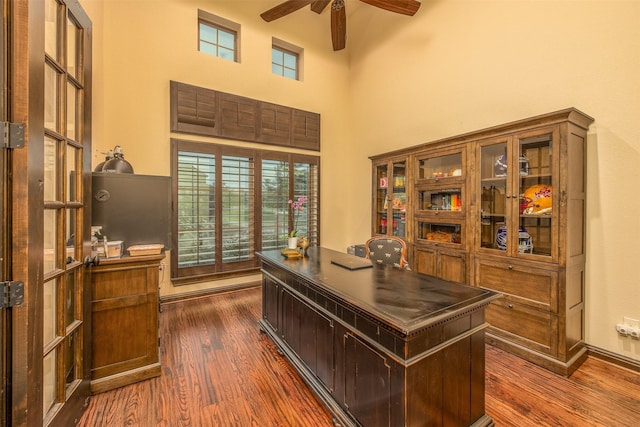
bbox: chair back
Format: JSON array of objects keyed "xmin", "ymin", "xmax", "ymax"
[{"xmin": 365, "ymin": 236, "xmax": 410, "ymax": 270}]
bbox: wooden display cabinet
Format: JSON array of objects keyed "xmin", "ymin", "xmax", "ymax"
[
  {"xmin": 90, "ymin": 253, "xmax": 164, "ymax": 393},
  {"xmin": 370, "ymin": 108, "xmax": 594, "ymax": 375}
]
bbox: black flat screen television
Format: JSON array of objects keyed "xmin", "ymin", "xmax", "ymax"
[{"xmin": 91, "ymin": 173, "xmax": 172, "ymax": 250}]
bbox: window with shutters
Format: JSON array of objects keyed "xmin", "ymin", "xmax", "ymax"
[{"xmin": 171, "ymin": 140, "xmax": 319, "ymax": 283}]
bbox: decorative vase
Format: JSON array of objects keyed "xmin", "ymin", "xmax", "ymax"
[{"xmin": 287, "ymin": 237, "xmax": 298, "ymax": 249}]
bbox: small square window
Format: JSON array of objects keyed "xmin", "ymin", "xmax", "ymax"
[
  {"xmin": 198, "ymin": 10, "xmax": 240, "ymax": 63},
  {"xmin": 272, "ymin": 47, "xmax": 298, "ymax": 80},
  {"xmin": 272, "ymin": 39, "xmax": 302, "ymax": 81}
]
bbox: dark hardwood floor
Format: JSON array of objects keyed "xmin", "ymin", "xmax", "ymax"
[{"xmin": 78, "ymin": 286, "xmax": 640, "ymax": 426}]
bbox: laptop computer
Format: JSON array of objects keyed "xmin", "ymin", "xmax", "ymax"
[{"xmin": 330, "ymin": 256, "xmax": 373, "ymax": 271}]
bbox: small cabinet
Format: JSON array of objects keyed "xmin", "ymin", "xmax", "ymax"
[
  {"xmin": 372, "ymin": 157, "xmax": 407, "ymax": 238},
  {"xmin": 90, "ymin": 254, "xmax": 163, "ymax": 394}
]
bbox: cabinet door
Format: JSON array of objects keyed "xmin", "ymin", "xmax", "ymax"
[
  {"xmin": 414, "ymin": 247, "xmax": 466, "ymax": 283},
  {"xmin": 416, "ymin": 149, "xmax": 465, "ymax": 182},
  {"xmin": 476, "ymin": 129, "xmax": 559, "ymax": 261},
  {"xmin": 373, "ymin": 159, "xmax": 407, "ymax": 238},
  {"xmin": 344, "ymin": 332, "xmax": 392, "ymax": 426},
  {"xmin": 477, "ymin": 137, "xmax": 510, "ymax": 253},
  {"xmin": 281, "ymin": 288, "xmax": 335, "ymax": 390},
  {"xmin": 515, "ymin": 128, "xmax": 559, "ymax": 261},
  {"xmin": 262, "ymin": 274, "xmax": 280, "ymax": 332},
  {"xmin": 439, "ymin": 251, "xmax": 466, "ymax": 283}
]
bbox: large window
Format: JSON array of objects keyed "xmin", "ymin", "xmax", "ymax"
[{"xmin": 171, "ymin": 140, "xmax": 319, "ymax": 283}]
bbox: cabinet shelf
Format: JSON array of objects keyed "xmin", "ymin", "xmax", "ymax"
[
  {"xmin": 481, "ymin": 177, "xmax": 508, "ymax": 184},
  {"xmin": 520, "ymin": 213, "xmax": 552, "ymax": 218},
  {"xmin": 520, "ymin": 173, "xmax": 552, "ymax": 180}
]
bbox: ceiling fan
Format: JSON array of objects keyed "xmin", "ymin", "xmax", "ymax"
[{"xmin": 260, "ymin": 0, "xmax": 422, "ymax": 51}]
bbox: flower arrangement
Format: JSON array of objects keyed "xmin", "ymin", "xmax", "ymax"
[{"xmin": 288, "ymin": 196, "xmax": 307, "ymax": 238}]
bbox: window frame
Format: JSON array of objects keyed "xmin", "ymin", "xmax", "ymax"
[
  {"xmin": 272, "ymin": 37, "xmax": 303, "ymax": 81},
  {"xmin": 198, "ymin": 9, "xmax": 240, "ymax": 63},
  {"xmin": 170, "ymin": 139, "xmax": 320, "ymax": 285}
]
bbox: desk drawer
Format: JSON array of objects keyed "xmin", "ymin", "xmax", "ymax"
[
  {"xmin": 486, "ymin": 297, "xmax": 558, "ymax": 357},
  {"xmin": 475, "ymin": 258, "xmax": 558, "ymax": 313}
]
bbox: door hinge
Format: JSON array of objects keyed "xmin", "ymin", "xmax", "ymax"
[
  {"xmin": 2, "ymin": 122, "xmax": 25, "ymax": 149},
  {"xmin": 1, "ymin": 281, "xmax": 25, "ymax": 308}
]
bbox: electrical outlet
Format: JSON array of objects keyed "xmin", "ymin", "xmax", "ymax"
[{"xmin": 616, "ymin": 323, "xmax": 629, "ymax": 336}]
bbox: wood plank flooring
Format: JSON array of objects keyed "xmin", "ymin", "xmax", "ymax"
[{"xmin": 78, "ymin": 286, "xmax": 640, "ymax": 426}]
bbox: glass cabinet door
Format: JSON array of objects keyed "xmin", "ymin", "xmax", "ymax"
[
  {"xmin": 390, "ymin": 161, "xmax": 406, "ymax": 238},
  {"xmin": 477, "ymin": 131, "xmax": 556, "ymax": 258},
  {"xmin": 373, "ymin": 160, "xmax": 406, "ymax": 238},
  {"xmin": 417, "ymin": 187, "xmax": 463, "ymax": 212},
  {"xmin": 418, "ymin": 152, "xmax": 463, "ymax": 181},
  {"xmin": 375, "ymin": 163, "xmax": 389, "ymax": 234},
  {"xmin": 479, "ymin": 141, "xmax": 508, "ymax": 251},
  {"xmin": 517, "ymin": 132, "xmax": 555, "ymax": 257}
]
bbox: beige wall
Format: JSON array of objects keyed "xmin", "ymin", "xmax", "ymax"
[
  {"xmin": 345, "ymin": 0, "xmax": 640, "ymax": 362},
  {"xmin": 81, "ymin": 1, "xmax": 640, "ymax": 361}
]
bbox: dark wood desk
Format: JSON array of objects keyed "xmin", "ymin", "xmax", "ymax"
[{"xmin": 257, "ymin": 247, "xmax": 500, "ymax": 427}]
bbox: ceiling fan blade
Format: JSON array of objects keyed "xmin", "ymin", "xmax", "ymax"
[
  {"xmin": 261, "ymin": 0, "xmax": 315, "ymax": 22},
  {"xmin": 359, "ymin": 0, "xmax": 421, "ymax": 16},
  {"xmin": 311, "ymin": 0, "xmax": 332, "ymax": 14},
  {"xmin": 331, "ymin": 1, "xmax": 346, "ymax": 51}
]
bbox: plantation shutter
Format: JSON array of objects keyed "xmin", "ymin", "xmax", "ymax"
[
  {"xmin": 262, "ymin": 158, "xmax": 290, "ymax": 251},
  {"xmin": 221, "ymin": 155, "xmax": 255, "ymax": 263},
  {"xmin": 176, "ymin": 151, "xmax": 216, "ymax": 269},
  {"xmin": 294, "ymin": 161, "xmax": 319, "ymax": 245}
]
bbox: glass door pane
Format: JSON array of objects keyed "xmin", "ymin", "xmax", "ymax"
[
  {"xmin": 479, "ymin": 142, "xmax": 508, "ymax": 250},
  {"xmin": 518, "ymin": 134, "xmax": 553, "ymax": 256},
  {"xmin": 417, "ymin": 187, "xmax": 463, "ymax": 212},
  {"xmin": 391, "ymin": 161, "xmax": 406, "ymax": 237},
  {"xmin": 375, "ymin": 163, "xmax": 388, "ymax": 235},
  {"xmin": 44, "ymin": 0, "xmax": 58, "ymax": 59},
  {"xmin": 418, "ymin": 152, "xmax": 462, "ymax": 180}
]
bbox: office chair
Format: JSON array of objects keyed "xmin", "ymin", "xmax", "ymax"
[{"xmin": 365, "ymin": 235, "xmax": 410, "ymax": 270}]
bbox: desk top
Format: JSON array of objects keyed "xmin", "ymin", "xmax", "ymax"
[{"xmin": 257, "ymin": 246, "xmax": 499, "ymax": 335}]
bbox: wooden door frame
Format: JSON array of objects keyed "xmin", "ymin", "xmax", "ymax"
[
  {"xmin": 1, "ymin": 0, "xmax": 8, "ymax": 424},
  {"xmin": 9, "ymin": 0, "xmax": 38, "ymax": 423}
]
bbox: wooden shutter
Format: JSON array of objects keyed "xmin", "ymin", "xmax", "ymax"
[
  {"xmin": 170, "ymin": 81, "xmax": 217, "ymax": 136},
  {"xmin": 170, "ymin": 81, "xmax": 320, "ymax": 151}
]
